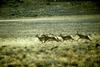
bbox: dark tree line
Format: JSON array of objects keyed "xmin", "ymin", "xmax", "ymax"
[
  {"xmin": 0, "ymin": 0, "xmax": 99, "ymax": 7},
  {"xmin": 47, "ymin": 0, "xmax": 99, "ymax": 2},
  {"xmin": 0, "ymin": 0, "xmax": 24, "ymax": 7},
  {"xmin": 48, "ymin": 0, "xmax": 100, "ymax": 8}
]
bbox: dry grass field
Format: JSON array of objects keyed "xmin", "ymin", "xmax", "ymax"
[{"xmin": 0, "ymin": 15, "xmax": 100, "ymax": 67}]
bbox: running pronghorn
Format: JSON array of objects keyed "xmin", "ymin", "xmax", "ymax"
[
  {"xmin": 35, "ymin": 34, "xmax": 61, "ymax": 43},
  {"xmin": 59, "ymin": 34, "xmax": 74, "ymax": 41},
  {"xmin": 35, "ymin": 34, "xmax": 47, "ymax": 43},
  {"xmin": 48, "ymin": 33, "xmax": 63, "ymax": 42},
  {"xmin": 45, "ymin": 34, "xmax": 60, "ymax": 42},
  {"xmin": 76, "ymin": 31, "xmax": 91, "ymax": 41}
]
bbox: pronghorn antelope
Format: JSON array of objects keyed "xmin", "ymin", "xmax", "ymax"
[
  {"xmin": 48, "ymin": 33, "xmax": 63, "ymax": 42},
  {"xmin": 35, "ymin": 34, "xmax": 47, "ymax": 43},
  {"xmin": 76, "ymin": 32, "xmax": 91, "ymax": 41},
  {"xmin": 55, "ymin": 35, "xmax": 63, "ymax": 42},
  {"xmin": 45, "ymin": 34, "xmax": 59, "ymax": 42},
  {"xmin": 59, "ymin": 34, "xmax": 74, "ymax": 41},
  {"xmin": 35, "ymin": 34, "xmax": 61, "ymax": 43}
]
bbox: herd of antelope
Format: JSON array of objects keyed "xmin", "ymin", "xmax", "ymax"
[{"xmin": 35, "ymin": 32, "xmax": 92, "ymax": 43}]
